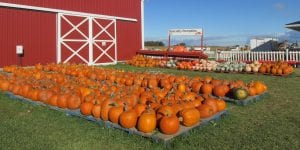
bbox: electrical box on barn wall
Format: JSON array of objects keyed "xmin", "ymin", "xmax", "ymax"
[{"xmin": 16, "ymin": 45, "xmax": 24, "ymax": 55}]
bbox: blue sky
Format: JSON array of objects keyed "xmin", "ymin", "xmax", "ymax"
[{"xmin": 144, "ymin": 0, "xmax": 300, "ymax": 46}]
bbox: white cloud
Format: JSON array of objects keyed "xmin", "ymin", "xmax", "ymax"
[{"xmin": 274, "ymin": 3, "xmax": 285, "ymax": 11}]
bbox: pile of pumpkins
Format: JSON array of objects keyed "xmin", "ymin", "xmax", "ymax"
[
  {"xmin": 244, "ymin": 61, "xmax": 262, "ymax": 73},
  {"xmin": 258, "ymin": 61, "xmax": 294, "ymax": 75},
  {"xmin": 0, "ymin": 63, "xmax": 267, "ymax": 135},
  {"xmin": 160, "ymin": 59, "xmax": 177, "ymax": 68},
  {"xmin": 127, "ymin": 55, "xmax": 161, "ymax": 67},
  {"xmin": 127, "ymin": 55, "xmax": 295, "ymax": 76},
  {"xmin": 216, "ymin": 61, "xmax": 246, "ymax": 72}
]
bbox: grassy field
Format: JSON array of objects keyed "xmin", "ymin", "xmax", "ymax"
[{"xmin": 0, "ymin": 64, "xmax": 300, "ymax": 149}]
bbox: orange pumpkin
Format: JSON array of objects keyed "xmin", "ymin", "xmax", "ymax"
[
  {"xmin": 92, "ymin": 102, "xmax": 101, "ymax": 119},
  {"xmin": 259, "ymin": 66, "xmax": 267, "ymax": 73},
  {"xmin": 179, "ymin": 108, "xmax": 200, "ymax": 127},
  {"xmin": 80, "ymin": 102, "xmax": 94, "ymax": 116},
  {"xmin": 156, "ymin": 105, "xmax": 174, "ymax": 121},
  {"xmin": 57, "ymin": 94, "xmax": 69, "ymax": 108},
  {"xmin": 215, "ymin": 99, "xmax": 226, "ymax": 112},
  {"xmin": 159, "ymin": 116, "xmax": 180, "ymax": 135},
  {"xmin": 213, "ymin": 85, "xmax": 226, "ymax": 97},
  {"xmin": 119, "ymin": 109, "xmax": 138, "ymax": 128},
  {"xmin": 191, "ymin": 81, "xmax": 202, "ymax": 93},
  {"xmin": 197, "ymin": 104, "xmax": 215, "ymax": 119},
  {"xmin": 204, "ymin": 98, "xmax": 218, "ymax": 113},
  {"xmin": 48, "ymin": 95, "xmax": 58, "ymax": 106},
  {"xmin": 108, "ymin": 105, "xmax": 124, "ymax": 124},
  {"xmin": 134, "ymin": 104, "xmax": 146, "ymax": 117},
  {"xmin": 247, "ymin": 87, "xmax": 257, "ymax": 96},
  {"xmin": 200, "ymin": 84, "xmax": 213, "ymax": 95},
  {"xmin": 100, "ymin": 99, "xmax": 114, "ymax": 121},
  {"xmin": 137, "ymin": 108, "xmax": 157, "ymax": 133},
  {"xmin": 253, "ymin": 81, "xmax": 266, "ymax": 94},
  {"xmin": 67, "ymin": 94, "xmax": 81, "ymax": 109},
  {"xmin": 177, "ymin": 83, "xmax": 186, "ymax": 93},
  {"xmin": 0, "ymin": 80, "xmax": 10, "ymax": 91}
]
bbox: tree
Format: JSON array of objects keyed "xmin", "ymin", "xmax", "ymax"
[
  {"xmin": 144, "ymin": 41, "xmax": 165, "ymax": 46},
  {"xmin": 177, "ymin": 43, "xmax": 186, "ymax": 46}
]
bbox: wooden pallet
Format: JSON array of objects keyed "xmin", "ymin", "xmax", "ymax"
[
  {"xmin": 4, "ymin": 92, "xmax": 228, "ymax": 143},
  {"xmin": 213, "ymin": 92, "xmax": 268, "ymax": 106}
]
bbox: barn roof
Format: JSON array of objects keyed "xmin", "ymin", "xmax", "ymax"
[{"xmin": 286, "ymin": 21, "xmax": 300, "ymax": 32}]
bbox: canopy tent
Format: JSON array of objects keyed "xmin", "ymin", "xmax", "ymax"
[{"xmin": 286, "ymin": 21, "xmax": 300, "ymax": 32}]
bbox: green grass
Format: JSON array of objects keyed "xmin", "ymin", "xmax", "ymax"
[{"xmin": 1, "ymin": 64, "xmax": 300, "ymax": 150}]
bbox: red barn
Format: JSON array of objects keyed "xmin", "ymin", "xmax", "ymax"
[{"xmin": 0, "ymin": 0, "xmax": 144, "ymax": 67}]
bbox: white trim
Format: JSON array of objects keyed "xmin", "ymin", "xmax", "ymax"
[
  {"xmin": 114, "ymin": 20, "xmax": 118, "ymax": 64},
  {"xmin": 93, "ymin": 62, "xmax": 117, "ymax": 66},
  {"xmin": 88, "ymin": 17, "xmax": 93, "ymax": 66},
  {"xmin": 94, "ymin": 40, "xmax": 115, "ymax": 42},
  {"xmin": 56, "ymin": 13, "xmax": 61, "ymax": 63},
  {"xmin": 61, "ymin": 15, "xmax": 89, "ymax": 39},
  {"xmin": 0, "ymin": 2, "xmax": 137, "ymax": 22},
  {"xmin": 141, "ymin": 0, "xmax": 145, "ymax": 49}
]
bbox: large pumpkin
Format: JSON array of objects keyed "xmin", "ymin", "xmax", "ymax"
[
  {"xmin": 119, "ymin": 110, "xmax": 138, "ymax": 128},
  {"xmin": 92, "ymin": 102, "xmax": 101, "ymax": 119},
  {"xmin": 67, "ymin": 94, "xmax": 81, "ymax": 109},
  {"xmin": 108, "ymin": 105, "xmax": 124, "ymax": 124},
  {"xmin": 200, "ymin": 84, "xmax": 213, "ymax": 95},
  {"xmin": 137, "ymin": 109, "xmax": 157, "ymax": 133},
  {"xmin": 197, "ymin": 104, "xmax": 215, "ymax": 119},
  {"xmin": 215, "ymin": 99, "xmax": 226, "ymax": 111},
  {"xmin": 253, "ymin": 81, "xmax": 266, "ymax": 94},
  {"xmin": 191, "ymin": 81, "xmax": 202, "ymax": 93},
  {"xmin": 100, "ymin": 99, "xmax": 114, "ymax": 121},
  {"xmin": 159, "ymin": 116, "xmax": 180, "ymax": 135},
  {"xmin": 179, "ymin": 108, "xmax": 200, "ymax": 127},
  {"xmin": 213, "ymin": 85, "xmax": 226, "ymax": 97},
  {"xmin": 80, "ymin": 102, "xmax": 94, "ymax": 116},
  {"xmin": 156, "ymin": 105, "xmax": 175, "ymax": 121}
]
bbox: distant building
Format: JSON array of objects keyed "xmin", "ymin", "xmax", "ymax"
[
  {"xmin": 285, "ymin": 21, "xmax": 300, "ymax": 51},
  {"xmin": 250, "ymin": 38, "xmax": 278, "ymax": 51}
]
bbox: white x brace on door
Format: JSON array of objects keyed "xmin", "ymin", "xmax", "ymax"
[{"xmin": 57, "ymin": 13, "xmax": 117, "ymax": 65}]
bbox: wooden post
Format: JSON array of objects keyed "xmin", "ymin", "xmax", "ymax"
[{"xmin": 168, "ymin": 34, "xmax": 171, "ymax": 51}]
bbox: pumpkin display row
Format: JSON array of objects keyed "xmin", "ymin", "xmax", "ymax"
[
  {"xmin": 1, "ymin": 63, "xmax": 266, "ymax": 135},
  {"xmin": 127, "ymin": 56, "xmax": 294, "ymax": 76}
]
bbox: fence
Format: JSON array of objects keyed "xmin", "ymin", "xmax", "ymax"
[{"xmin": 204, "ymin": 50, "xmax": 300, "ymax": 63}]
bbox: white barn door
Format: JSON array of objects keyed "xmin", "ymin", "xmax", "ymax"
[{"xmin": 57, "ymin": 13, "xmax": 117, "ymax": 65}]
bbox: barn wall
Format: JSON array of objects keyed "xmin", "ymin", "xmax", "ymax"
[
  {"xmin": 0, "ymin": 7, "xmax": 56, "ymax": 66},
  {"xmin": 117, "ymin": 21, "xmax": 141, "ymax": 61},
  {"xmin": 0, "ymin": 0, "xmax": 140, "ymax": 19},
  {"xmin": 0, "ymin": 0, "xmax": 142, "ymax": 67}
]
